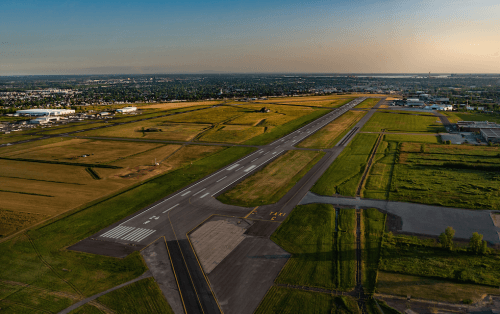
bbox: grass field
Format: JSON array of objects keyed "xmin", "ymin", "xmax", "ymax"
[
  {"xmin": 39, "ymin": 122, "xmax": 107, "ymax": 135},
  {"xmin": 217, "ymin": 150, "xmax": 324, "ymax": 207},
  {"xmin": 379, "ymin": 234, "xmax": 500, "ymax": 287},
  {"xmin": 311, "ymin": 133, "xmax": 378, "ymax": 196},
  {"xmin": 96, "ymin": 278, "xmax": 174, "ymax": 314},
  {"xmin": 355, "ymin": 98, "xmax": 380, "ymax": 109},
  {"xmin": 361, "ymin": 112, "xmax": 445, "ymax": 133},
  {"xmin": 271, "ymin": 204, "xmax": 356, "ymax": 291},
  {"xmin": 297, "ymin": 110, "xmax": 367, "ymax": 149},
  {"xmin": 362, "ymin": 208, "xmax": 386, "ymax": 294},
  {"xmin": 255, "ymin": 286, "xmax": 361, "ymax": 314},
  {"xmin": 390, "ymin": 143, "xmax": 500, "ymax": 209},
  {"xmin": 0, "ymin": 139, "xmax": 224, "ymax": 237},
  {"xmin": 244, "ymin": 109, "xmax": 330, "ymax": 145},
  {"xmin": 0, "ymin": 133, "xmax": 41, "ymax": 145},
  {"xmin": 141, "ymin": 100, "xmax": 221, "ymax": 110},
  {"xmin": 382, "ymin": 134, "xmax": 440, "ymax": 143},
  {"xmin": 445, "ymin": 111, "xmax": 500, "ymax": 124},
  {"xmin": 0, "ymin": 146, "xmax": 254, "ymax": 312},
  {"xmin": 377, "ymin": 272, "xmax": 500, "ymax": 303},
  {"xmin": 81, "ymin": 119, "xmax": 212, "ymax": 141}
]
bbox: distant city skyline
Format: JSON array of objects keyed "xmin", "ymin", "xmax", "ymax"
[{"xmin": 1, "ymin": 0, "xmax": 499, "ymax": 75}]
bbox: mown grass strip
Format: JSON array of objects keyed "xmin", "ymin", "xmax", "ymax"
[
  {"xmin": 244, "ymin": 109, "xmax": 330, "ymax": 145},
  {"xmin": 85, "ymin": 167, "xmax": 101, "ymax": 180},
  {"xmin": 217, "ymin": 150, "xmax": 324, "ymax": 207},
  {"xmin": 362, "ymin": 208, "xmax": 386, "ymax": 294},
  {"xmin": 311, "ymin": 133, "xmax": 379, "ymax": 196},
  {"xmin": 0, "ymin": 190, "xmax": 54, "ymax": 197}
]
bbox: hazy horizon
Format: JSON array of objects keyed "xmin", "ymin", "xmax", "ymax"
[{"xmin": 2, "ymin": 0, "xmax": 499, "ymax": 75}]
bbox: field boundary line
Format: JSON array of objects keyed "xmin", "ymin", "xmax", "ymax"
[{"xmin": 356, "ymin": 133, "xmax": 383, "ymax": 197}]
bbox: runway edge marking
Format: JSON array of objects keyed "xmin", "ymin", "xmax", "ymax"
[{"xmin": 168, "ymin": 211, "xmax": 206, "ymax": 314}]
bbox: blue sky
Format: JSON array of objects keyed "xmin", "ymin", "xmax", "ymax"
[{"xmin": 1, "ymin": 0, "xmax": 499, "ymax": 74}]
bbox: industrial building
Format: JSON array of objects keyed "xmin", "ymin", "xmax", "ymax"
[
  {"xmin": 480, "ymin": 129, "xmax": 500, "ymax": 143},
  {"xmin": 17, "ymin": 109, "xmax": 75, "ymax": 116},
  {"xmin": 457, "ymin": 121, "xmax": 500, "ymax": 132},
  {"xmin": 425, "ymin": 104, "xmax": 453, "ymax": 111},
  {"xmin": 116, "ymin": 107, "xmax": 137, "ymax": 113}
]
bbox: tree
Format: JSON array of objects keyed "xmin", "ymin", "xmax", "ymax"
[
  {"xmin": 439, "ymin": 226, "xmax": 455, "ymax": 250},
  {"xmin": 469, "ymin": 232, "xmax": 481, "ymax": 253},
  {"xmin": 469, "ymin": 232, "xmax": 487, "ymax": 255}
]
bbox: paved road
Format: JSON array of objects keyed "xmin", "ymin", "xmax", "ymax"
[
  {"xmin": 69, "ymin": 97, "xmax": 369, "ymax": 314},
  {"xmin": 300, "ymin": 192, "xmax": 500, "ymax": 244}
]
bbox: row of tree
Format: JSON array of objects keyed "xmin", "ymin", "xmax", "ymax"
[{"xmin": 439, "ymin": 226, "xmax": 488, "ymax": 254}]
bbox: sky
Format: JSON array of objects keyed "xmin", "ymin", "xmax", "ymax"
[{"xmin": 1, "ymin": 0, "xmax": 499, "ymax": 75}]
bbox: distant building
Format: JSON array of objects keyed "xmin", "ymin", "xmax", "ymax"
[
  {"xmin": 481, "ymin": 129, "xmax": 500, "ymax": 143},
  {"xmin": 116, "ymin": 107, "xmax": 137, "ymax": 113},
  {"xmin": 17, "ymin": 109, "xmax": 75, "ymax": 116},
  {"xmin": 425, "ymin": 104, "xmax": 452, "ymax": 111}
]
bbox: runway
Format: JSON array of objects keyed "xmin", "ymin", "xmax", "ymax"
[{"xmin": 69, "ymin": 97, "xmax": 374, "ymax": 314}]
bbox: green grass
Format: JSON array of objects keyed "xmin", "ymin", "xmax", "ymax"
[
  {"xmin": 377, "ymin": 271, "xmax": 500, "ymax": 304},
  {"xmin": 96, "ymin": 278, "xmax": 174, "ymax": 314},
  {"xmin": 39, "ymin": 122, "xmax": 106, "ymax": 135},
  {"xmin": 244, "ymin": 109, "xmax": 330, "ymax": 145},
  {"xmin": 255, "ymin": 286, "xmax": 361, "ymax": 314},
  {"xmin": 380, "ymin": 234, "xmax": 500, "ymax": 287},
  {"xmin": 68, "ymin": 304, "xmax": 103, "ymax": 313},
  {"xmin": 217, "ymin": 150, "xmax": 324, "ymax": 207},
  {"xmin": 362, "ymin": 141, "xmax": 398, "ymax": 200},
  {"xmin": 271, "ymin": 205, "xmax": 356, "ymax": 291},
  {"xmin": 362, "ymin": 209, "xmax": 386, "ymax": 294},
  {"xmin": 0, "ymin": 146, "xmax": 254, "ymax": 312},
  {"xmin": 361, "ymin": 112, "xmax": 445, "ymax": 133},
  {"xmin": 454, "ymin": 112, "xmax": 500, "ymax": 124},
  {"xmin": 390, "ymin": 143, "xmax": 500, "ymax": 209},
  {"xmin": 383, "ymin": 134, "xmax": 440, "ymax": 143},
  {"xmin": 0, "ymin": 134, "xmax": 42, "ymax": 145},
  {"xmin": 355, "ymin": 98, "xmax": 380, "ymax": 109},
  {"xmin": 297, "ymin": 110, "xmax": 367, "ymax": 149},
  {"xmin": 311, "ymin": 133, "xmax": 378, "ymax": 196}
]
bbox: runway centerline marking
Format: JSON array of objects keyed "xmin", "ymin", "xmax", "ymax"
[
  {"xmin": 193, "ymin": 188, "xmax": 205, "ymax": 196},
  {"xmin": 200, "ymin": 192, "xmax": 209, "ymax": 198},
  {"xmin": 244, "ymin": 165, "xmax": 256, "ymax": 172},
  {"xmin": 226, "ymin": 164, "xmax": 239, "ymax": 171},
  {"xmin": 181, "ymin": 191, "xmax": 191, "ymax": 196},
  {"xmin": 163, "ymin": 204, "xmax": 179, "ymax": 213},
  {"xmin": 216, "ymin": 176, "xmax": 227, "ymax": 182},
  {"xmin": 251, "ymin": 158, "xmax": 259, "ymax": 162}
]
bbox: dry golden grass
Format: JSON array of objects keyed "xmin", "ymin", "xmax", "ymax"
[
  {"xmin": 2, "ymin": 139, "xmax": 162, "ymax": 164},
  {"xmin": 297, "ymin": 110, "xmax": 367, "ymax": 149},
  {"xmin": 377, "ymin": 272, "xmax": 499, "ymax": 303},
  {"xmin": 81, "ymin": 120, "xmax": 211, "ymax": 141},
  {"xmin": 140, "ymin": 100, "xmax": 220, "ymax": 109},
  {"xmin": 0, "ymin": 142, "xmax": 224, "ymax": 235}
]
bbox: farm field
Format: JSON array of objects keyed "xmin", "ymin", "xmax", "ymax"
[
  {"xmin": 255, "ymin": 286, "xmax": 361, "ymax": 314},
  {"xmin": 311, "ymin": 133, "xmax": 378, "ymax": 196},
  {"xmin": 95, "ymin": 278, "xmax": 174, "ymax": 314},
  {"xmin": 0, "ymin": 146, "xmax": 254, "ymax": 312},
  {"xmin": 0, "ymin": 133, "xmax": 41, "ymax": 144},
  {"xmin": 379, "ymin": 234, "xmax": 500, "ymax": 287},
  {"xmin": 361, "ymin": 111, "xmax": 445, "ymax": 133},
  {"xmin": 355, "ymin": 98, "xmax": 380, "ymax": 109},
  {"xmin": 271, "ymin": 204, "xmax": 356, "ymax": 291},
  {"xmin": 0, "ymin": 137, "xmax": 226, "ymax": 237},
  {"xmin": 140, "ymin": 100, "xmax": 221, "ymax": 110},
  {"xmin": 218, "ymin": 150, "xmax": 324, "ymax": 207},
  {"xmin": 362, "ymin": 208, "xmax": 386, "ymax": 294},
  {"xmin": 376, "ymin": 272, "xmax": 500, "ymax": 304},
  {"xmin": 297, "ymin": 110, "xmax": 367, "ymax": 149}
]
